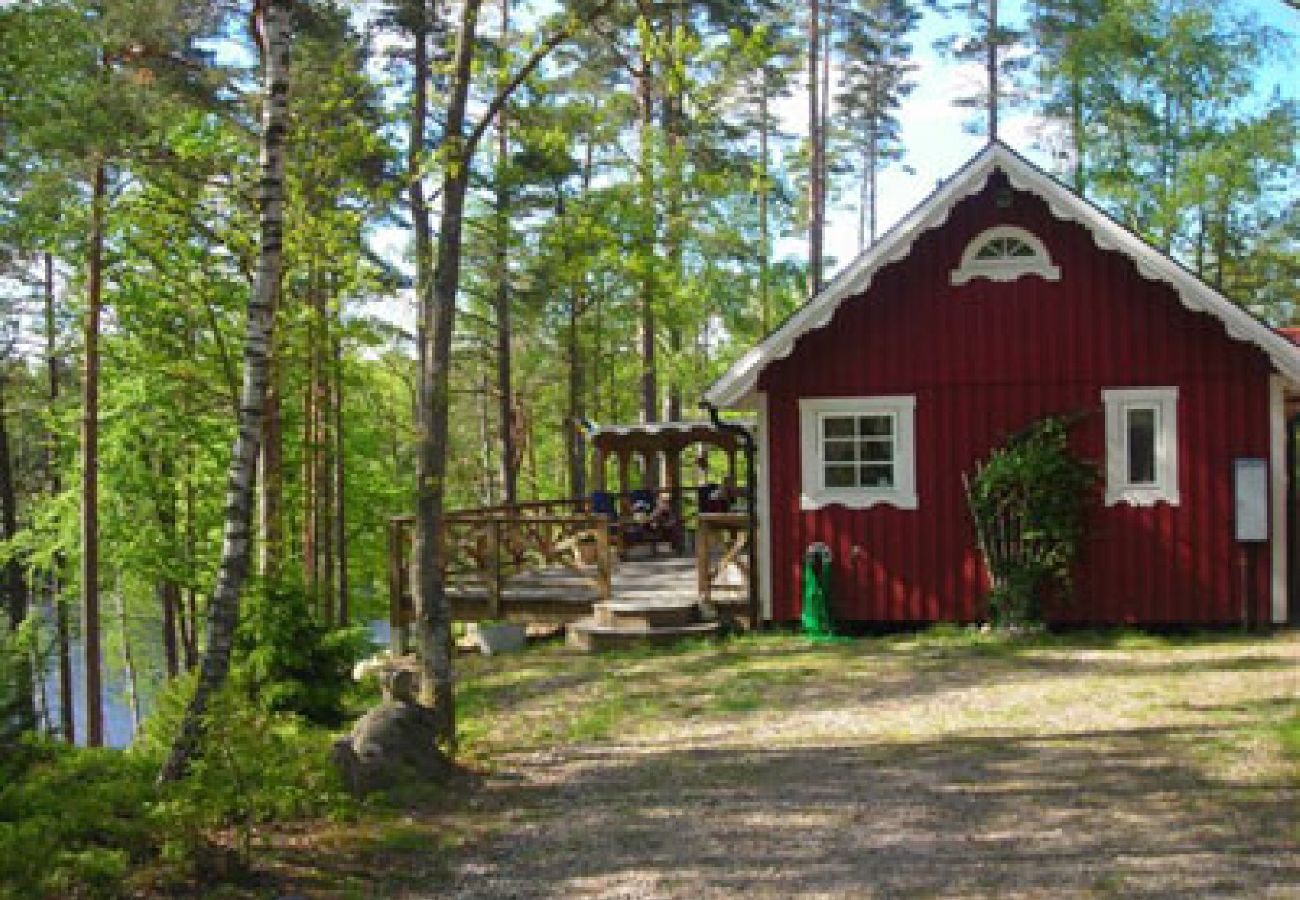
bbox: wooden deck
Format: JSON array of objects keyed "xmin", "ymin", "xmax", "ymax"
[
  {"xmin": 388, "ymin": 505, "xmax": 753, "ymax": 647},
  {"xmin": 422, "ymin": 553, "xmax": 744, "ymax": 624}
]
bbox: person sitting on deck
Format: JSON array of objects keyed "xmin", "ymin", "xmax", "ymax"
[
  {"xmin": 646, "ymin": 493, "xmax": 683, "ymax": 554},
  {"xmin": 698, "ymin": 475, "xmax": 737, "ymax": 513}
]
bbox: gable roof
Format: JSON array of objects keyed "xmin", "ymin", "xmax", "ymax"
[{"xmin": 705, "ymin": 141, "xmax": 1300, "ymax": 408}]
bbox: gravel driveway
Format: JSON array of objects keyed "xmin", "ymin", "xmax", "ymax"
[{"xmin": 418, "ymin": 635, "xmax": 1299, "ymax": 899}]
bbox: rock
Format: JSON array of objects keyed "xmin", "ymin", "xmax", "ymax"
[
  {"xmin": 382, "ymin": 665, "xmax": 421, "ymax": 703},
  {"xmin": 332, "ymin": 699, "xmax": 453, "ymax": 797}
]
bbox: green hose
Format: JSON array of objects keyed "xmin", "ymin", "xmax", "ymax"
[{"xmin": 801, "ymin": 551, "xmax": 835, "ymax": 639}]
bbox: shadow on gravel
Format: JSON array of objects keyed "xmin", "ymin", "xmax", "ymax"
[{"xmin": 448, "ymin": 723, "xmax": 1299, "ymax": 899}]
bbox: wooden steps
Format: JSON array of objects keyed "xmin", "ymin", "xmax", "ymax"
[{"xmin": 566, "ymin": 600, "xmax": 720, "ymax": 653}]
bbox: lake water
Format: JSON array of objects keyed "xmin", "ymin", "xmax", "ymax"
[{"xmin": 37, "ymin": 619, "xmax": 391, "ymax": 749}]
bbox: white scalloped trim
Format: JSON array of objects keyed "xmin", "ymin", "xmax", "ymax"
[{"xmin": 705, "ymin": 143, "xmax": 1300, "ymax": 409}]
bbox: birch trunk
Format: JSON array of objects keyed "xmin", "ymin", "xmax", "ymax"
[{"xmin": 160, "ymin": 0, "xmax": 291, "ymax": 782}]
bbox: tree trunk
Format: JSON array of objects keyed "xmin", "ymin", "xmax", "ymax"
[
  {"xmin": 664, "ymin": 6, "xmax": 683, "ymax": 433},
  {"xmin": 83, "ymin": 158, "xmax": 106, "ymax": 748},
  {"xmin": 44, "ymin": 252, "xmax": 74, "ymax": 744},
  {"xmin": 318, "ymin": 279, "xmax": 334, "ymax": 627},
  {"xmin": 636, "ymin": 42, "xmax": 658, "ymax": 436},
  {"xmin": 807, "ymin": 0, "xmax": 823, "ymax": 296},
  {"xmin": 258, "ymin": 288, "xmax": 283, "ymax": 582},
  {"xmin": 157, "ymin": 458, "xmax": 181, "ymax": 680},
  {"xmin": 495, "ymin": 0, "xmax": 517, "ymax": 508},
  {"xmin": 413, "ymin": 0, "xmax": 483, "ymax": 750},
  {"xmin": 758, "ymin": 72, "xmax": 771, "ymax": 332},
  {"xmin": 567, "ymin": 298, "xmax": 586, "ymax": 500},
  {"xmin": 820, "ymin": 0, "xmax": 831, "ymax": 260},
  {"xmin": 333, "ymin": 326, "xmax": 348, "ymax": 627},
  {"xmin": 302, "ymin": 271, "xmax": 318, "ymax": 600},
  {"xmin": 0, "ymin": 368, "xmax": 32, "ymax": 733},
  {"xmin": 160, "ymin": 0, "xmax": 292, "ymax": 782},
  {"xmin": 987, "ymin": 0, "xmax": 999, "ymax": 140},
  {"xmin": 181, "ymin": 466, "xmax": 198, "ymax": 670}
]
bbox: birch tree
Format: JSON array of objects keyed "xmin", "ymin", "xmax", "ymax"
[{"xmin": 160, "ymin": 0, "xmax": 292, "ymax": 781}]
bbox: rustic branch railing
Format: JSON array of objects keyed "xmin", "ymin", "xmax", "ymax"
[
  {"xmin": 387, "ymin": 510, "xmax": 614, "ymax": 650},
  {"xmin": 696, "ymin": 512, "xmax": 750, "ymax": 606}
]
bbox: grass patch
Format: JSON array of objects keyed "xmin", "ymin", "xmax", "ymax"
[
  {"xmin": 1279, "ymin": 711, "xmax": 1300, "ymax": 766},
  {"xmin": 10, "ymin": 628, "xmax": 1295, "ymax": 897}
]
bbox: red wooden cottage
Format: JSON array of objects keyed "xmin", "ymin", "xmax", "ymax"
[{"xmin": 705, "ymin": 141, "xmax": 1300, "ymax": 627}]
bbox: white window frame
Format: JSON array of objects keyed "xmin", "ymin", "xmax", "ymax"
[
  {"xmin": 950, "ymin": 225, "xmax": 1062, "ymax": 285},
  {"xmin": 799, "ymin": 396, "xmax": 918, "ymax": 510},
  {"xmin": 1103, "ymin": 387, "xmax": 1179, "ymax": 507}
]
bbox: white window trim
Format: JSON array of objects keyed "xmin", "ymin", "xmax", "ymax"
[
  {"xmin": 1103, "ymin": 387, "xmax": 1179, "ymax": 507},
  {"xmin": 799, "ymin": 396, "xmax": 918, "ymax": 510},
  {"xmin": 950, "ymin": 225, "xmax": 1062, "ymax": 286}
]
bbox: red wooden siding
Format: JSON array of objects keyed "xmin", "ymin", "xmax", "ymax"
[{"xmin": 760, "ymin": 172, "xmax": 1274, "ymax": 625}]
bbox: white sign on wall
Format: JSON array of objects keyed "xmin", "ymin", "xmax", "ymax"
[{"xmin": 1234, "ymin": 458, "xmax": 1269, "ymax": 543}]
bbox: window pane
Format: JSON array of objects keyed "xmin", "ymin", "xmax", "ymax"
[
  {"xmin": 1127, "ymin": 407, "xmax": 1157, "ymax": 485},
  {"xmin": 824, "ymin": 440, "xmax": 856, "ymax": 463},
  {"xmin": 825, "ymin": 464, "xmax": 857, "ymax": 488},
  {"xmin": 975, "ymin": 241, "xmax": 1001, "ymax": 259},
  {"xmin": 861, "ymin": 464, "xmax": 894, "ymax": 487},
  {"xmin": 1009, "ymin": 239, "xmax": 1035, "ymax": 257},
  {"xmin": 858, "ymin": 415, "xmax": 892, "ymax": 437},
  {"xmin": 860, "ymin": 439, "xmax": 893, "ymax": 462},
  {"xmin": 824, "ymin": 416, "xmax": 855, "ymax": 439}
]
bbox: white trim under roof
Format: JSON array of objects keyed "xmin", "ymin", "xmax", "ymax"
[{"xmin": 704, "ymin": 142, "xmax": 1300, "ymax": 409}]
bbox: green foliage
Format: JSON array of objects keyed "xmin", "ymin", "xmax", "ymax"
[
  {"xmin": 0, "ymin": 739, "xmax": 159, "ymax": 899},
  {"xmin": 966, "ymin": 415, "xmax": 1099, "ymax": 627},
  {"xmin": 0, "ymin": 682, "xmax": 356, "ymax": 899},
  {"xmin": 1027, "ymin": 0, "xmax": 1298, "ymax": 314},
  {"xmin": 232, "ymin": 581, "xmax": 373, "ymax": 726},
  {"xmin": 143, "ymin": 688, "xmax": 354, "ymax": 871}
]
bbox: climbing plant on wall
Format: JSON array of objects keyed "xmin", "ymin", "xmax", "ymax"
[{"xmin": 963, "ymin": 414, "xmax": 1098, "ymax": 627}]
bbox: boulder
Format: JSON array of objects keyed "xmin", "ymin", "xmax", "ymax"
[{"xmin": 332, "ymin": 699, "xmax": 452, "ymax": 797}]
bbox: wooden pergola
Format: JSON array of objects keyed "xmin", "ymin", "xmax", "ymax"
[{"xmin": 589, "ymin": 420, "xmax": 745, "ymax": 518}]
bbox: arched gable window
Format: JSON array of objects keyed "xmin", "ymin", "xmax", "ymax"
[{"xmin": 949, "ymin": 225, "xmax": 1061, "ymax": 285}]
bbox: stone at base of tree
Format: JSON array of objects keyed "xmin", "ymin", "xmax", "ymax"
[{"xmin": 331, "ymin": 699, "xmax": 453, "ymax": 797}]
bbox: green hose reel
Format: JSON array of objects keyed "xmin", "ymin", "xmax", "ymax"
[{"xmin": 801, "ymin": 542, "xmax": 835, "ymax": 639}]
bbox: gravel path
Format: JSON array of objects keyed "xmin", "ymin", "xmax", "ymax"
[{"xmin": 421, "ymin": 638, "xmax": 1299, "ymax": 899}]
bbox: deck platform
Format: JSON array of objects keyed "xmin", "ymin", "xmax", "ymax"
[
  {"xmin": 388, "ymin": 508, "xmax": 753, "ymax": 652},
  {"xmin": 444, "ymin": 554, "xmax": 741, "ymax": 623}
]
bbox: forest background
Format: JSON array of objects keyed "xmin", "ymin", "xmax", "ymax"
[{"xmin": 0, "ymin": 0, "xmax": 1297, "ymax": 759}]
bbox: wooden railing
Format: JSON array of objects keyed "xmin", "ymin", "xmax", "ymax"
[
  {"xmin": 696, "ymin": 511, "xmax": 750, "ymax": 605},
  {"xmin": 387, "ymin": 508, "xmax": 614, "ymax": 647}
]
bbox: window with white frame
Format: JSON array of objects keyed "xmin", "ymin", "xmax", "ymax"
[
  {"xmin": 950, "ymin": 225, "xmax": 1061, "ymax": 285},
  {"xmin": 1102, "ymin": 387, "xmax": 1179, "ymax": 506},
  {"xmin": 799, "ymin": 396, "xmax": 918, "ymax": 510}
]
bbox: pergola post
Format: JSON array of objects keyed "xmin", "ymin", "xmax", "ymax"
[
  {"xmin": 617, "ymin": 450, "xmax": 631, "ymax": 513},
  {"xmin": 592, "ymin": 447, "xmax": 606, "ymax": 493},
  {"xmin": 666, "ymin": 442, "xmax": 683, "ymax": 548}
]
